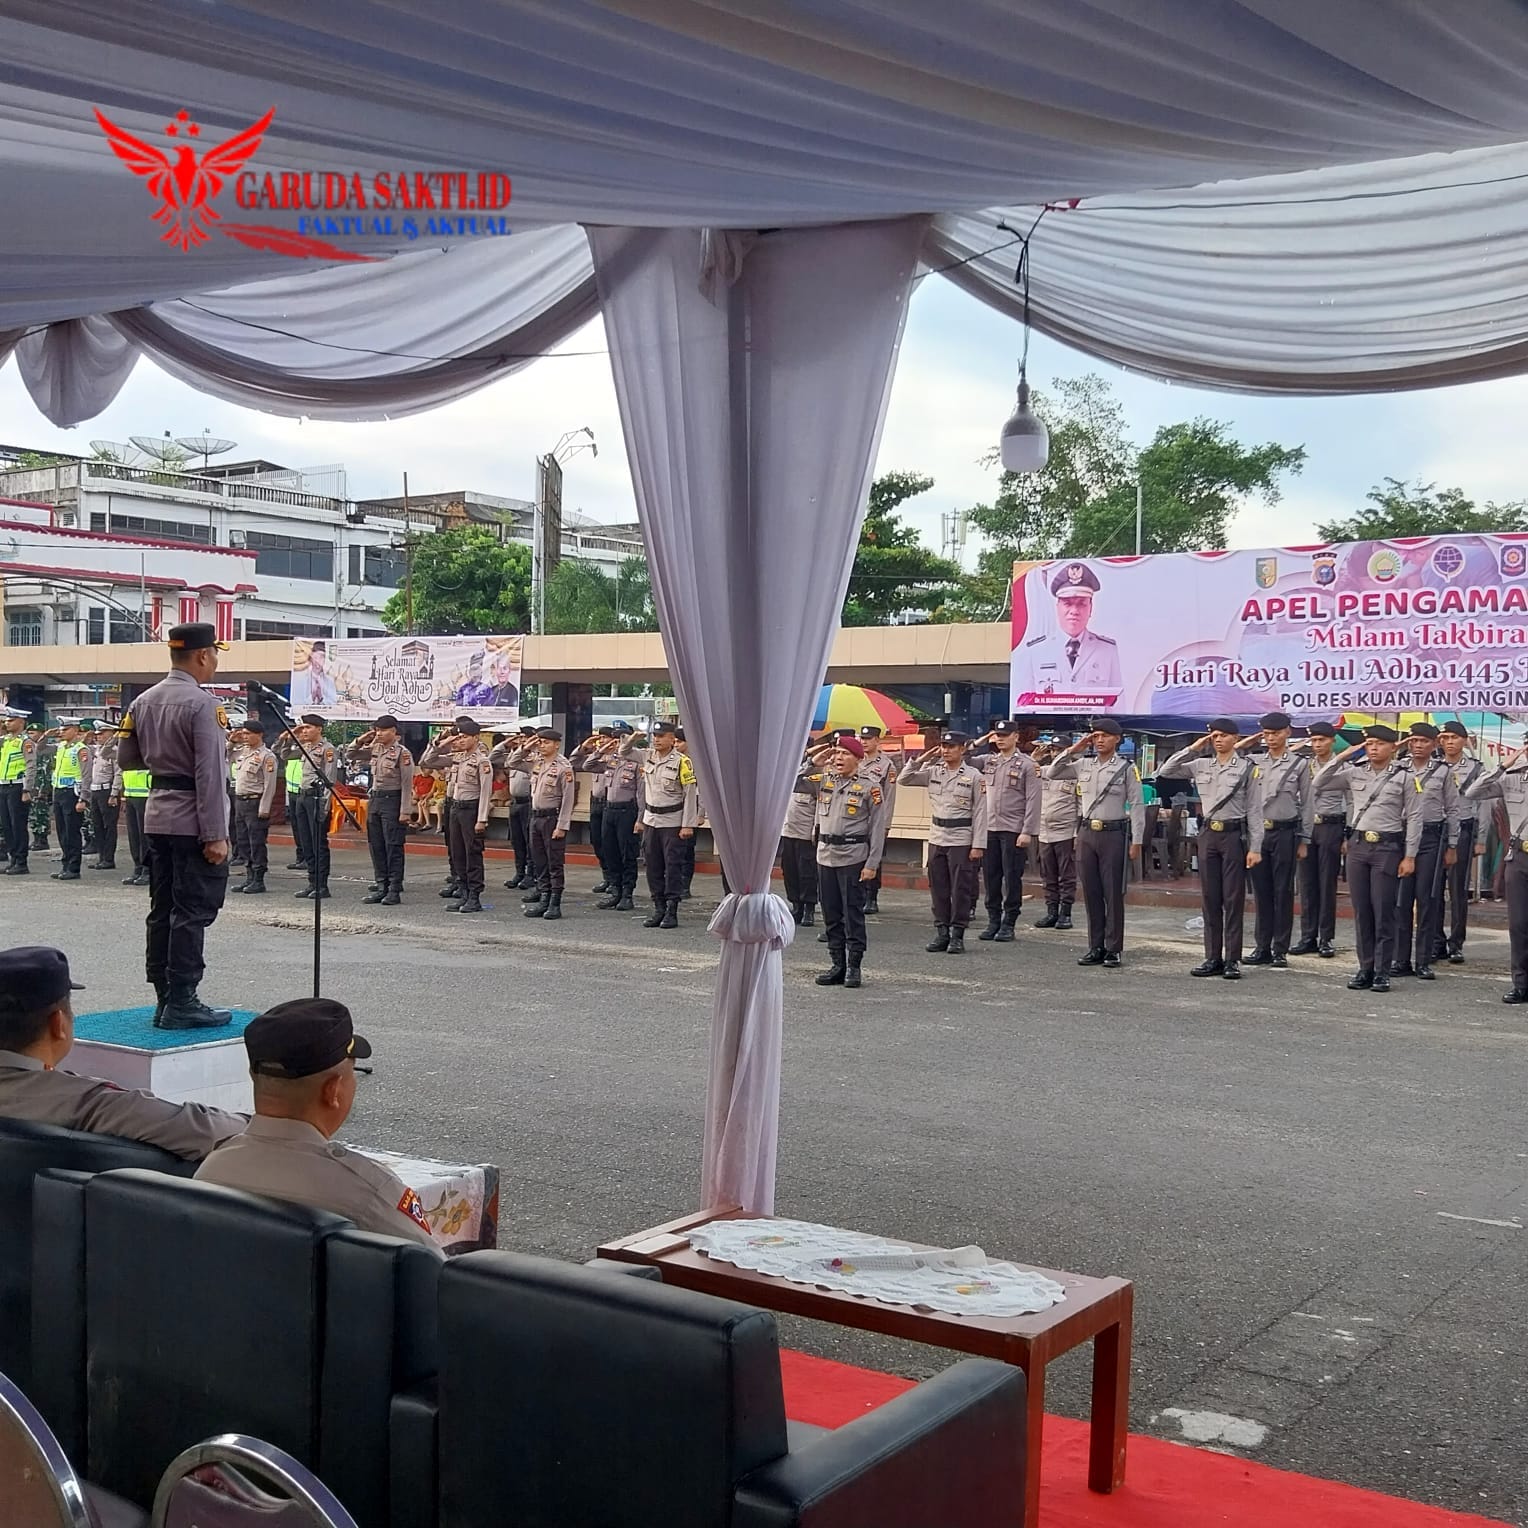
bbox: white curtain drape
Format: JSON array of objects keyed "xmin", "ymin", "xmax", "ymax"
[{"xmin": 589, "ymin": 218, "xmax": 927, "ymax": 1213}]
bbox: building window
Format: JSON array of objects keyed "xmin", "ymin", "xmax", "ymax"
[
  {"xmin": 87, "ymin": 606, "xmax": 105, "ymax": 645},
  {"xmin": 89, "ymin": 511, "xmax": 214, "ymax": 545},
  {"xmin": 245, "ymin": 531, "xmax": 334, "ymax": 581},
  {"xmin": 111, "ymin": 609, "xmax": 148, "ymax": 643},
  {"xmin": 348, "ymin": 543, "xmax": 407, "ymax": 588},
  {"xmin": 242, "ymin": 618, "xmax": 333, "ymax": 639},
  {"xmin": 346, "ymin": 626, "xmax": 388, "ymax": 639},
  {"xmin": 6, "ymin": 609, "xmax": 42, "ymax": 646}
]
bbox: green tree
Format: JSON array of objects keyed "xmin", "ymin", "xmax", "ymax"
[
  {"xmin": 10, "ymin": 449, "xmax": 69, "ymax": 469},
  {"xmin": 614, "ymin": 556, "xmax": 659, "ymax": 631},
  {"xmin": 544, "ymin": 559, "xmax": 617, "ymax": 633},
  {"xmin": 381, "ymin": 526, "xmax": 531, "ymax": 635},
  {"xmin": 967, "ymin": 373, "xmax": 1305, "ymax": 569},
  {"xmin": 1315, "ymin": 478, "xmax": 1528, "ymax": 541},
  {"xmin": 843, "ymin": 471, "xmax": 961, "ymax": 625}
]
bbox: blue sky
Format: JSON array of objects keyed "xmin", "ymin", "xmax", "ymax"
[{"xmin": 4, "ymin": 274, "xmax": 1523, "ymax": 564}]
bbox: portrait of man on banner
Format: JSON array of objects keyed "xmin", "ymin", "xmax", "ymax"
[{"xmin": 1014, "ymin": 561, "xmax": 1123, "ymax": 696}]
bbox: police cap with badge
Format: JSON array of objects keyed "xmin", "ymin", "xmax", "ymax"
[
  {"xmin": 166, "ymin": 622, "xmax": 228, "ymax": 653},
  {"xmin": 0, "ymin": 945, "xmax": 84, "ymax": 1015},
  {"xmin": 1051, "ymin": 563, "xmax": 1100, "ymax": 596},
  {"xmin": 244, "ymin": 997, "xmax": 371, "ymax": 1079}
]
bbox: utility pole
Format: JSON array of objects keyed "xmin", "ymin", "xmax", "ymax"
[
  {"xmin": 402, "ymin": 471, "xmax": 414, "ymax": 636},
  {"xmin": 1135, "ymin": 478, "xmax": 1144, "ymax": 556}
]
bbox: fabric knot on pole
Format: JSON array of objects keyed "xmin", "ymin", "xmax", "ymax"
[{"xmin": 708, "ymin": 890, "xmax": 796, "ymax": 951}]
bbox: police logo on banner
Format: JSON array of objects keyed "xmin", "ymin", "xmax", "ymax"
[
  {"xmin": 1312, "ymin": 552, "xmax": 1337, "ymax": 587},
  {"xmin": 1502, "ymin": 544, "xmax": 1527, "ymax": 578},
  {"xmin": 1255, "ymin": 557, "xmax": 1278, "ymax": 589}
]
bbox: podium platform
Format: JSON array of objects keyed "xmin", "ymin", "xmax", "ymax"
[{"xmin": 66, "ymin": 1006, "xmax": 259, "ymax": 1113}]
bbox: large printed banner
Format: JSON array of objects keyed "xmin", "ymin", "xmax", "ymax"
[
  {"xmin": 290, "ymin": 634, "xmax": 522, "ymax": 725},
  {"xmin": 1011, "ymin": 536, "xmax": 1528, "ymax": 720}
]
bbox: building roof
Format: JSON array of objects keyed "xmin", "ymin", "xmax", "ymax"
[
  {"xmin": 0, "ymin": 518, "xmax": 258, "ymax": 558},
  {"xmin": 0, "ymin": 561, "xmax": 257, "ymax": 594}
]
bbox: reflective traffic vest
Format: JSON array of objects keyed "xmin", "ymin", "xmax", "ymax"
[
  {"xmin": 284, "ymin": 757, "xmax": 304, "ymax": 792},
  {"xmin": 52, "ymin": 743, "xmax": 84, "ymax": 789},
  {"xmin": 0, "ymin": 736, "xmax": 25, "ymax": 784},
  {"xmin": 121, "ymin": 768, "xmax": 151, "ymax": 799}
]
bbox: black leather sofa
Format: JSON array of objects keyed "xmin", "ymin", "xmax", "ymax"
[
  {"xmin": 0, "ymin": 1115, "xmax": 193, "ymax": 1395},
  {"xmin": 417, "ymin": 1251, "xmax": 1027, "ymax": 1528}
]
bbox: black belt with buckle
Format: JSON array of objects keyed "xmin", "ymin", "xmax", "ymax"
[
  {"xmin": 1206, "ymin": 818, "xmax": 1245, "ymax": 833},
  {"xmin": 1354, "ymin": 829, "xmax": 1405, "ymax": 848},
  {"xmin": 150, "ymin": 774, "xmax": 196, "ymax": 791},
  {"xmin": 648, "ymin": 801, "xmax": 682, "ymax": 814},
  {"xmin": 1263, "ymin": 817, "xmax": 1300, "ymax": 831},
  {"xmin": 820, "ymin": 834, "xmax": 868, "ymax": 846},
  {"xmin": 1314, "ymin": 813, "xmax": 1347, "ymax": 825},
  {"xmin": 932, "ymin": 815, "xmax": 973, "ymax": 828},
  {"xmin": 1084, "ymin": 818, "xmax": 1128, "ymax": 832},
  {"xmin": 532, "ymin": 807, "xmax": 559, "ymax": 818}
]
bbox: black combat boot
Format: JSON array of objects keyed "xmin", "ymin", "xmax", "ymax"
[
  {"xmin": 1034, "ymin": 902, "xmax": 1059, "ymax": 928},
  {"xmin": 643, "ymin": 900, "xmax": 665, "ymax": 928},
  {"xmin": 789, "ymin": 901, "xmax": 804, "ymax": 924},
  {"xmin": 243, "ymin": 872, "xmax": 267, "ymax": 895},
  {"xmin": 816, "ymin": 951, "xmax": 846, "ymax": 985},
  {"xmin": 659, "ymin": 900, "xmax": 679, "ymax": 929},
  {"xmin": 615, "ymin": 891, "xmax": 635, "ymax": 911},
  {"xmin": 453, "ymin": 892, "xmax": 483, "ymax": 914},
  {"xmin": 978, "ymin": 913, "xmax": 1002, "ymax": 941},
  {"xmin": 541, "ymin": 892, "xmax": 563, "ymax": 921},
  {"xmin": 863, "ymin": 891, "xmax": 880, "ymax": 915},
  {"xmin": 799, "ymin": 903, "xmax": 815, "ymax": 927},
  {"xmin": 597, "ymin": 891, "xmax": 622, "ymax": 909},
  {"xmin": 150, "ymin": 979, "xmax": 168, "ymax": 1027},
  {"xmin": 994, "ymin": 915, "xmax": 1016, "ymax": 942},
  {"xmin": 947, "ymin": 927, "xmax": 967, "ymax": 955},
  {"xmin": 158, "ymin": 985, "xmax": 233, "ymax": 1030},
  {"xmin": 1055, "ymin": 902, "xmax": 1074, "ymax": 930},
  {"xmin": 381, "ymin": 885, "xmax": 401, "ymax": 905},
  {"xmin": 843, "ymin": 954, "xmax": 863, "ymax": 989},
  {"xmin": 362, "ymin": 886, "xmax": 386, "ymax": 904},
  {"xmin": 439, "ymin": 881, "xmax": 461, "ymax": 898},
  {"xmin": 523, "ymin": 893, "xmax": 549, "ymax": 917},
  {"xmin": 926, "ymin": 925, "xmax": 950, "ymax": 953},
  {"xmin": 522, "ymin": 886, "xmax": 545, "ymax": 903}
]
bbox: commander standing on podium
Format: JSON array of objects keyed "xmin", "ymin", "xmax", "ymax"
[{"xmin": 116, "ymin": 623, "xmax": 233, "ymax": 1031}]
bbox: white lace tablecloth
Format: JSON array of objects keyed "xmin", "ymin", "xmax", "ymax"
[
  {"xmin": 354, "ymin": 1146, "xmax": 500, "ymax": 1255},
  {"xmin": 686, "ymin": 1218, "xmax": 1066, "ymax": 1318}
]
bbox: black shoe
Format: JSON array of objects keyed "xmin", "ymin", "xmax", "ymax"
[
  {"xmin": 53, "ymin": 870, "xmax": 80, "ymax": 880},
  {"xmin": 438, "ymin": 884, "xmax": 461, "ymax": 898},
  {"xmin": 597, "ymin": 893, "xmax": 622, "ymax": 909},
  {"xmin": 977, "ymin": 917, "xmax": 1002, "ymax": 942},
  {"xmin": 660, "ymin": 901, "xmax": 679, "ymax": 929},
  {"xmin": 522, "ymin": 888, "xmax": 545, "ymax": 903},
  {"xmin": 789, "ymin": 902, "xmax": 804, "ymax": 925},
  {"xmin": 994, "ymin": 920, "xmax": 1016, "ymax": 942},
  {"xmin": 504, "ymin": 873, "xmax": 526, "ymax": 890},
  {"xmin": 523, "ymin": 895, "xmax": 549, "ymax": 918},
  {"xmin": 1222, "ymin": 961, "xmax": 1242, "ymax": 980},
  {"xmin": 843, "ymin": 958, "xmax": 862, "ymax": 989},
  {"xmin": 817, "ymin": 930, "xmax": 830, "ymax": 943},
  {"xmin": 1503, "ymin": 989, "xmax": 1528, "ymax": 1005},
  {"xmin": 946, "ymin": 929, "xmax": 966, "ymax": 955},
  {"xmin": 1448, "ymin": 951, "xmax": 1466, "ymax": 966},
  {"xmin": 615, "ymin": 894, "xmax": 635, "ymax": 911},
  {"xmin": 294, "ymin": 886, "xmax": 312, "ymax": 899},
  {"xmin": 1416, "ymin": 964, "xmax": 1436, "ymax": 981},
  {"xmin": 1317, "ymin": 942, "xmax": 1336, "ymax": 959},
  {"xmin": 121, "ymin": 871, "xmax": 141, "ymax": 885},
  {"xmin": 1346, "ymin": 970, "xmax": 1373, "ymax": 990},
  {"xmin": 1055, "ymin": 905, "xmax": 1074, "ymax": 930},
  {"xmin": 5, "ymin": 863, "xmax": 29, "ymax": 875},
  {"xmin": 1371, "ymin": 975, "xmax": 1391, "ymax": 993},
  {"xmin": 157, "ymin": 990, "xmax": 233, "ymax": 1029},
  {"xmin": 643, "ymin": 902, "xmax": 665, "ymax": 928},
  {"xmin": 382, "ymin": 889, "xmax": 400, "ymax": 905},
  {"xmin": 1270, "ymin": 954, "xmax": 1288, "ymax": 968},
  {"xmin": 1102, "ymin": 952, "xmax": 1122, "ymax": 969},
  {"xmin": 1034, "ymin": 905, "xmax": 1059, "ymax": 928},
  {"xmin": 1289, "ymin": 940, "xmax": 1319, "ymax": 956},
  {"xmin": 455, "ymin": 894, "xmax": 483, "ymax": 914},
  {"xmin": 800, "ymin": 904, "xmax": 815, "ymax": 927},
  {"xmin": 286, "ymin": 861, "xmax": 306, "ymax": 871},
  {"xmin": 95, "ymin": 861, "xmax": 115, "ymax": 871},
  {"xmin": 926, "ymin": 927, "xmax": 950, "ymax": 953},
  {"xmin": 1390, "ymin": 963, "xmax": 1415, "ymax": 978},
  {"xmin": 1191, "ymin": 960, "xmax": 1225, "ymax": 977},
  {"xmin": 312, "ymin": 886, "xmax": 330, "ymax": 900},
  {"xmin": 863, "ymin": 895, "xmax": 880, "ymax": 915},
  {"xmin": 367, "ymin": 880, "xmax": 382, "ymax": 893},
  {"xmin": 243, "ymin": 876, "xmax": 267, "ymax": 895},
  {"xmin": 1429, "ymin": 946, "xmax": 1450, "ymax": 965},
  {"xmin": 1078, "ymin": 948, "xmax": 1105, "ymax": 966},
  {"xmin": 590, "ymin": 881, "xmax": 610, "ymax": 896},
  {"xmin": 362, "ymin": 889, "xmax": 386, "ymax": 904},
  {"xmin": 679, "ymin": 887, "xmax": 693, "ymax": 901},
  {"xmin": 816, "ymin": 960, "xmax": 846, "ymax": 986},
  {"xmin": 1244, "ymin": 950, "xmax": 1272, "ymax": 966},
  {"xmin": 541, "ymin": 894, "xmax": 563, "ymax": 921}
]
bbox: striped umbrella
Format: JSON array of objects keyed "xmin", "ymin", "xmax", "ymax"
[{"xmin": 810, "ymin": 684, "xmax": 917, "ymax": 737}]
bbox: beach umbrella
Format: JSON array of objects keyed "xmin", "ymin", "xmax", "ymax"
[{"xmin": 810, "ymin": 684, "xmax": 916, "ymax": 737}]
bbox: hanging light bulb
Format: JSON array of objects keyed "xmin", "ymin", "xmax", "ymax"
[{"xmin": 1000, "ymin": 372, "xmax": 1048, "ymax": 473}]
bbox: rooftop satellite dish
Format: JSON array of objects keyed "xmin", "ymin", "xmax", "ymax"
[
  {"xmin": 129, "ymin": 431, "xmax": 190, "ymax": 469},
  {"xmin": 88, "ymin": 439, "xmax": 144, "ymax": 466},
  {"xmin": 175, "ymin": 431, "xmax": 238, "ymax": 473}
]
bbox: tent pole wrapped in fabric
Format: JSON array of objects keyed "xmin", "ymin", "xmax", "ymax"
[{"xmin": 589, "ymin": 217, "xmax": 927, "ymax": 1212}]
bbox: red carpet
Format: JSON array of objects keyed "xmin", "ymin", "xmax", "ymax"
[{"xmin": 778, "ymin": 1350, "xmax": 1506, "ymax": 1528}]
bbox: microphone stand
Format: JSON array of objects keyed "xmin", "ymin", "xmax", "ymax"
[{"xmin": 248, "ymin": 681, "xmax": 363, "ymax": 1001}]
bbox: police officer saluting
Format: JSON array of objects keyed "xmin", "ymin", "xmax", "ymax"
[
  {"xmin": 1158, "ymin": 718, "xmax": 1257, "ymax": 979},
  {"xmin": 973, "ymin": 719, "xmax": 1040, "ymax": 942},
  {"xmin": 1312, "ymin": 724, "xmax": 1422, "ymax": 993},
  {"xmin": 1393, "ymin": 721, "xmax": 1459, "ymax": 981},
  {"xmin": 584, "ymin": 724, "xmax": 645, "ymax": 911},
  {"xmin": 1438, "ymin": 719, "xmax": 1483, "ymax": 964},
  {"xmin": 1031, "ymin": 740, "xmax": 1080, "ymax": 929},
  {"xmin": 230, "ymin": 717, "xmax": 279, "ymax": 895},
  {"xmin": 854, "ymin": 726, "xmax": 899, "ymax": 915},
  {"xmin": 0, "ymin": 707, "xmax": 37, "ymax": 874},
  {"xmin": 116, "ymin": 623, "xmax": 234, "ymax": 1029},
  {"xmin": 348, "ymin": 715, "xmax": 414, "ymax": 906},
  {"xmin": 1461, "ymin": 749, "xmax": 1528, "ymax": 1003},
  {"xmin": 1245, "ymin": 711, "xmax": 1312, "ymax": 967},
  {"xmin": 899, "ymin": 730, "xmax": 988, "ymax": 955},
  {"xmin": 285, "ymin": 716, "xmax": 339, "ymax": 901},
  {"xmin": 421, "ymin": 718, "xmax": 494, "ymax": 914},
  {"xmin": 517, "ymin": 727, "xmax": 576, "ymax": 920},
  {"xmin": 1044, "ymin": 721, "xmax": 1144, "ymax": 968},
  {"xmin": 638, "ymin": 721, "xmax": 698, "ymax": 929},
  {"xmin": 1291, "ymin": 722, "xmax": 1344, "ymax": 958},
  {"xmin": 86, "ymin": 718, "xmax": 120, "ymax": 871}
]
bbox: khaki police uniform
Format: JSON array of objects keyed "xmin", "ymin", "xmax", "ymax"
[
  {"xmin": 519, "ymin": 750, "xmax": 576, "ymax": 903},
  {"xmin": 421, "ymin": 735, "xmax": 493, "ymax": 903},
  {"xmin": 1445, "ymin": 753, "xmax": 1486, "ymax": 960},
  {"xmin": 638, "ymin": 747, "xmax": 699, "ymax": 912},
  {"xmin": 572, "ymin": 738, "xmax": 613, "ymax": 888},
  {"xmin": 1463, "ymin": 762, "xmax": 1528, "ymax": 997},
  {"xmin": 975, "ymin": 744, "xmax": 1040, "ymax": 933},
  {"xmin": 780, "ymin": 767, "xmax": 820, "ymax": 918},
  {"xmin": 349, "ymin": 738, "xmax": 414, "ymax": 896},
  {"xmin": 87, "ymin": 733, "xmax": 120, "ymax": 868},
  {"xmin": 232, "ymin": 744, "xmax": 279, "ymax": 879},
  {"xmin": 799, "ymin": 766, "xmax": 887, "ymax": 966},
  {"xmin": 1158, "ymin": 744, "xmax": 1253, "ymax": 967},
  {"xmin": 897, "ymin": 758, "xmax": 989, "ymax": 936},
  {"xmin": 1312, "ymin": 755, "xmax": 1423, "ymax": 981},
  {"xmin": 0, "ymin": 1047, "xmax": 244, "ymax": 1159},
  {"xmin": 584, "ymin": 738, "xmax": 645, "ymax": 904},
  {"xmin": 1247, "ymin": 748, "xmax": 1312, "ymax": 961},
  {"xmin": 1035, "ymin": 768, "xmax": 1080, "ymax": 923},
  {"xmin": 490, "ymin": 736, "xmax": 536, "ymax": 885},
  {"xmin": 1044, "ymin": 750, "xmax": 1145, "ymax": 959},
  {"xmin": 1299, "ymin": 752, "xmax": 1348, "ymax": 952},
  {"xmin": 195, "ymin": 1116, "xmax": 437, "ymax": 1248},
  {"xmin": 1394, "ymin": 756, "xmax": 1459, "ymax": 974},
  {"xmin": 856, "ymin": 748, "xmax": 898, "ymax": 912}
]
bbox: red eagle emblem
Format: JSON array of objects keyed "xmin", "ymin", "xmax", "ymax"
[{"xmin": 95, "ymin": 106, "xmax": 274, "ymax": 252}]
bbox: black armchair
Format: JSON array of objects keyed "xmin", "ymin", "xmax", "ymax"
[{"xmin": 429, "ymin": 1251, "xmax": 1027, "ymax": 1528}]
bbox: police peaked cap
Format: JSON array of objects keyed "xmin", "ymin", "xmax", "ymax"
[{"xmin": 167, "ymin": 622, "xmax": 227, "ymax": 651}]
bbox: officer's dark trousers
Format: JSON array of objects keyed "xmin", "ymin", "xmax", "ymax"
[
  {"xmin": 601, "ymin": 800, "xmax": 640, "ymax": 894},
  {"xmin": 89, "ymin": 787, "xmax": 118, "ymax": 865},
  {"xmin": 508, "ymin": 798, "xmax": 531, "ymax": 879},
  {"xmin": 124, "ymin": 799, "xmax": 147, "ymax": 873},
  {"xmin": 52, "ymin": 786, "xmax": 84, "ymax": 874},
  {"xmin": 1507, "ymin": 848, "xmax": 1528, "ymax": 994},
  {"xmin": 928, "ymin": 843, "xmax": 980, "ymax": 928},
  {"xmin": 1443, "ymin": 817, "xmax": 1476, "ymax": 956},
  {"xmin": 145, "ymin": 832, "xmax": 228, "ymax": 989},
  {"xmin": 288, "ymin": 791, "xmax": 312, "ymax": 868},
  {"xmin": 233, "ymin": 798, "xmax": 270, "ymax": 875},
  {"xmin": 1347, "ymin": 836, "xmax": 1403, "ymax": 975},
  {"xmin": 1250, "ymin": 821, "xmax": 1299, "ymax": 956},
  {"xmin": 644, "ymin": 823, "xmax": 686, "ymax": 902},
  {"xmin": 227, "ymin": 786, "xmax": 239, "ymax": 858},
  {"xmin": 447, "ymin": 804, "xmax": 485, "ymax": 896},
  {"xmin": 530, "ymin": 809, "xmax": 566, "ymax": 894},
  {"xmin": 680, "ymin": 831, "xmax": 697, "ymax": 892},
  {"xmin": 1078, "ymin": 823, "xmax": 1128, "ymax": 954},
  {"xmin": 818, "ymin": 859, "xmax": 867, "ymax": 958},
  {"xmin": 0, "ymin": 782, "xmax": 27, "ymax": 864},
  {"xmin": 779, "ymin": 835, "xmax": 819, "ymax": 908},
  {"xmin": 1299, "ymin": 818, "xmax": 1345, "ymax": 946},
  {"xmin": 588, "ymin": 799, "xmax": 606, "ymax": 882},
  {"xmin": 1394, "ymin": 822, "xmax": 1445, "ymax": 969},
  {"xmin": 982, "ymin": 830, "xmax": 1028, "ymax": 920},
  {"xmin": 293, "ymin": 793, "xmax": 330, "ymax": 889},
  {"xmin": 1039, "ymin": 837, "xmax": 1077, "ymax": 906},
  {"xmin": 1198, "ymin": 826, "xmax": 1245, "ymax": 963},
  {"xmin": 367, "ymin": 790, "xmax": 406, "ymax": 888}
]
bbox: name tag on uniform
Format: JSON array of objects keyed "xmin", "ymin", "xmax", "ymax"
[{"xmin": 1363, "ymin": 830, "xmax": 1380, "ymax": 843}]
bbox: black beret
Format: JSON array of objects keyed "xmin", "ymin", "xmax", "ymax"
[
  {"xmin": 240, "ymin": 716, "xmax": 267, "ymax": 735},
  {"xmin": 454, "ymin": 715, "xmax": 475, "ymax": 729},
  {"xmin": 1050, "ymin": 562, "xmax": 1101, "ymax": 596},
  {"xmin": 1363, "ymin": 724, "xmax": 1399, "ymax": 743},
  {"xmin": 1092, "ymin": 718, "xmax": 1123, "ymax": 737},
  {"xmin": 245, "ymin": 998, "xmax": 372, "ymax": 1080},
  {"xmin": 167, "ymin": 622, "xmax": 226, "ymax": 652},
  {"xmin": 374, "ymin": 715, "xmax": 399, "ymax": 730},
  {"xmin": 299, "ymin": 713, "xmax": 326, "ymax": 727},
  {"xmin": 0, "ymin": 945, "xmax": 83, "ymax": 1012},
  {"xmin": 1306, "ymin": 722, "xmax": 1337, "ymax": 738},
  {"xmin": 1259, "ymin": 712, "xmax": 1292, "ymax": 731},
  {"xmin": 1441, "ymin": 720, "xmax": 1469, "ymax": 738},
  {"xmin": 1207, "ymin": 717, "xmax": 1241, "ymax": 735},
  {"xmin": 457, "ymin": 718, "xmax": 482, "ymax": 736},
  {"xmin": 674, "ymin": 728, "xmax": 686, "ymax": 742},
  {"xmin": 1408, "ymin": 722, "xmax": 1440, "ymax": 740},
  {"xmin": 535, "ymin": 727, "xmax": 562, "ymax": 743}
]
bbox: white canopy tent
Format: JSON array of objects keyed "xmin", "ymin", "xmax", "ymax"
[{"xmin": 6, "ymin": 0, "xmax": 1528, "ymax": 1210}]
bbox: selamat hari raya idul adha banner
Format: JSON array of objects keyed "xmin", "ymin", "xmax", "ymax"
[{"xmin": 289, "ymin": 634, "xmax": 522, "ymax": 726}]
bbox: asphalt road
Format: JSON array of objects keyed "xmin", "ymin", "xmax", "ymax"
[{"xmin": 3, "ymin": 843, "xmax": 1524, "ymax": 1524}]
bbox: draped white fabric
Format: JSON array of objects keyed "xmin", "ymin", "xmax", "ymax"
[{"xmin": 589, "ymin": 219, "xmax": 926, "ymax": 1213}]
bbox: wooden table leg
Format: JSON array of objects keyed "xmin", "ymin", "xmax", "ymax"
[
  {"xmin": 1021, "ymin": 1357, "xmax": 1044, "ymax": 1528},
  {"xmin": 1087, "ymin": 1288, "xmax": 1132, "ymax": 1493}
]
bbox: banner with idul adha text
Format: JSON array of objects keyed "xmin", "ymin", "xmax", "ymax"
[
  {"xmin": 289, "ymin": 634, "xmax": 522, "ymax": 726},
  {"xmin": 1010, "ymin": 536, "xmax": 1528, "ymax": 720}
]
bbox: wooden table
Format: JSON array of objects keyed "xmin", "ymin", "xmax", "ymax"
[{"xmin": 598, "ymin": 1208, "xmax": 1132, "ymax": 1528}]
